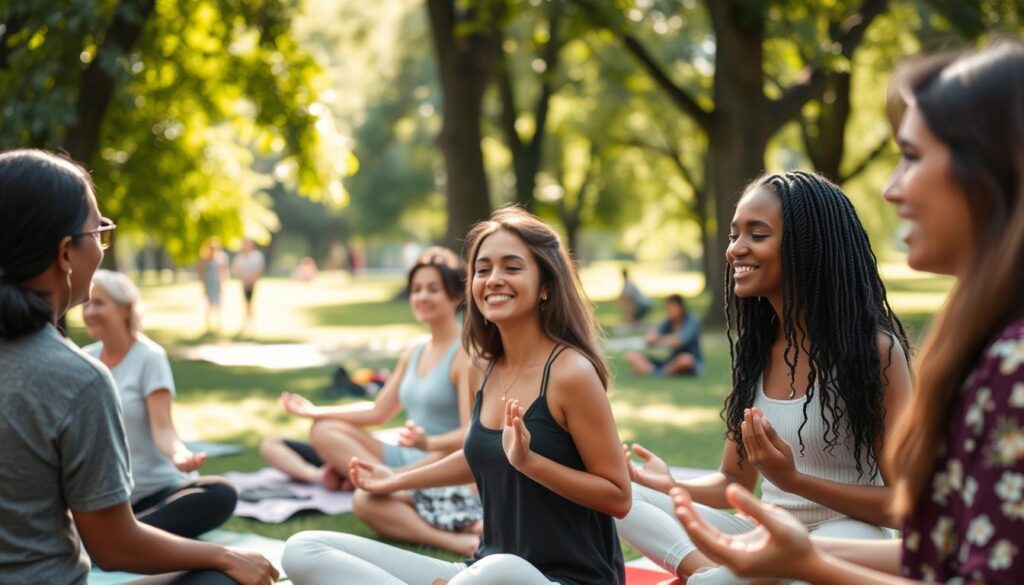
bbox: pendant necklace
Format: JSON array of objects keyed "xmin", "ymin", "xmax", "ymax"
[{"xmin": 499, "ymin": 359, "xmax": 527, "ymax": 401}]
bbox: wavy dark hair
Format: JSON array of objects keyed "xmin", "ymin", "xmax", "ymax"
[
  {"xmin": 407, "ymin": 246, "xmax": 466, "ymax": 310},
  {"xmin": 462, "ymin": 206, "xmax": 609, "ymax": 389},
  {"xmin": 886, "ymin": 40, "xmax": 1024, "ymax": 516},
  {"xmin": 723, "ymin": 170, "xmax": 910, "ymax": 479}
]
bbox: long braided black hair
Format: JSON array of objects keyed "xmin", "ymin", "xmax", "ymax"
[{"xmin": 723, "ymin": 171, "xmax": 910, "ymax": 480}]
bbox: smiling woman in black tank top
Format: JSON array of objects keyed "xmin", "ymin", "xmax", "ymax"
[{"xmin": 281, "ymin": 207, "xmax": 630, "ymax": 585}]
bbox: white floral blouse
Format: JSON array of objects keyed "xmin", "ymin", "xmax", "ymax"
[{"xmin": 902, "ymin": 317, "xmax": 1024, "ymax": 583}]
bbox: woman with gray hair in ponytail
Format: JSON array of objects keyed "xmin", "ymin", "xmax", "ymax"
[{"xmin": 83, "ymin": 269, "xmax": 238, "ymax": 540}]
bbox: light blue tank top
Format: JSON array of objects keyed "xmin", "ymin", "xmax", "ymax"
[{"xmin": 397, "ymin": 339, "xmax": 461, "ymax": 436}]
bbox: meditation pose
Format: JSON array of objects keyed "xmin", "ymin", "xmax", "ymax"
[
  {"xmin": 261, "ymin": 247, "xmax": 482, "ymax": 555},
  {"xmin": 673, "ymin": 39, "xmax": 1024, "ymax": 585},
  {"xmin": 625, "ymin": 293, "xmax": 703, "ymax": 376},
  {"xmin": 281, "ymin": 207, "xmax": 631, "ymax": 584},
  {"xmin": 617, "ymin": 170, "xmax": 913, "ymax": 584},
  {"xmin": 84, "ymin": 269, "xmax": 237, "ymax": 539}
]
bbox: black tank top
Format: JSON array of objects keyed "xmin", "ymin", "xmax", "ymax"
[{"xmin": 463, "ymin": 345, "xmax": 625, "ymax": 585}]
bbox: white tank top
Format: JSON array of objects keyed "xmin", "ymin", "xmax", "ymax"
[{"xmin": 752, "ymin": 375, "xmax": 883, "ymax": 527}]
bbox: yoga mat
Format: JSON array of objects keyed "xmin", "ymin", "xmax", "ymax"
[
  {"xmin": 184, "ymin": 440, "xmax": 244, "ymax": 459},
  {"xmin": 89, "ymin": 529, "xmax": 288, "ymax": 584},
  {"xmin": 224, "ymin": 467, "xmax": 353, "ymax": 523},
  {"xmin": 626, "ymin": 558, "xmax": 676, "ymax": 584}
]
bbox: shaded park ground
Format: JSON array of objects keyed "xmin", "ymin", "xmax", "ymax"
[{"xmin": 65, "ymin": 262, "xmax": 951, "ymax": 561}]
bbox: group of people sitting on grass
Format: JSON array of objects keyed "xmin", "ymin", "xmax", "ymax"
[{"xmin": 1, "ymin": 40, "xmax": 1023, "ymax": 585}]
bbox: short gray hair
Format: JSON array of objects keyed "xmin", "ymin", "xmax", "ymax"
[{"xmin": 91, "ymin": 270, "xmax": 145, "ymax": 333}]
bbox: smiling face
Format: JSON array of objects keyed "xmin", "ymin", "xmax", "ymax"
[
  {"xmin": 884, "ymin": 104, "xmax": 974, "ymax": 276},
  {"xmin": 82, "ymin": 284, "xmax": 130, "ymax": 341},
  {"xmin": 726, "ymin": 187, "xmax": 784, "ymax": 301},
  {"xmin": 408, "ymin": 265, "xmax": 461, "ymax": 325},
  {"xmin": 471, "ymin": 229, "xmax": 545, "ymax": 326}
]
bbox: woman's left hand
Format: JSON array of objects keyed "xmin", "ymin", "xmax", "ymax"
[
  {"xmin": 502, "ymin": 399, "xmax": 532, "ymax": 469},
  {"xmin": 742, "ymin": 408, "xmax": 800, "ymax": 491},
  {"xmin": 671, "ymin": 484, "xmax": 817, "ymax": 581},
  {"xmin": 172, "ymin": 449, "xmax": 207, "ymax": 472},
  {"xmin": 398, "ymin": 420, "xmax": 429, "ymax": 450}
]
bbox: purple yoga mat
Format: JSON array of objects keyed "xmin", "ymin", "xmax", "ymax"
[{"xmin": 224, "ymin": 467, "xmax": 354, "ymax": 523}]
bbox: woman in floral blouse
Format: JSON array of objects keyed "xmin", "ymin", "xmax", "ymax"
[{"xmin": 668, "ymin": 39, "xmax": 1024, "ymax": 584}]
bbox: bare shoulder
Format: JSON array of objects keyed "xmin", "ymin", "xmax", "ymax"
[
  {"xmin": 547, "ymin": 347, "xmax": 605, "ymax": 397},
  {"xmin": 876, "ymin": 330, "xmax": 909, "ymax": 369},
  {"xmin": 394, "ymin": 345, "xmax": 416, "ymax": 369},
  {"xmin": 449, "ymin": 345, "xmax": 471, "ymax": 371},
  {"xmin": 469, "ymin": 353, "xmax": 492, "ymax": 374}
]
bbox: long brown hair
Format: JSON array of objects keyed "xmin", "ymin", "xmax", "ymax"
[
  {"xmin": 885, "ymin": 40, "xmax": 1024, "ymax": 517},
  {"xmin": 462, "ymin": 206, "xmax": 610, "ymax": 389}
]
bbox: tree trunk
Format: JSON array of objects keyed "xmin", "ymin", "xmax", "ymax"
[
  {"xmin": 427, "ymin": 0, "xmax": 499, "ymax": 248},
  {"xmin": 496, "ymin": 7, "xmax": 561, "ymax": 212},
  {"xmin": 802, "ymin": 71, "xmax": 852, "ymax": 183},
  {"xmin": 702, "ymin": 1, "xmax": 769, "ymax": 326},
  {"xmin": 62, "ymin": 0, "xmax": 157, "ymax": 273},
  {"xmin": 63, "ymin": 0, "xmax": 156, "ymax": 167}
]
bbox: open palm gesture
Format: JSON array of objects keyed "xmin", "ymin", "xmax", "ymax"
[
  {"xmin": 623, "ymin": 443, "xmax": 675, "ymax": 493},
  {"xmin": 671, "ymin": 484, "xmax": 817, "ymax": 581},
  {"xmin": 348, "ymin": 457, "xmax": 399, "ymax": 494},
  {"xmin": 502, "ymin": 399, "xmax": 532, "ymax": 469}
]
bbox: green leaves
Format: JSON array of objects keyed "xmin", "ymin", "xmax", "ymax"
[{"xmin": 0, "ymin": 0, "xmax": 332, "ymax": 263}]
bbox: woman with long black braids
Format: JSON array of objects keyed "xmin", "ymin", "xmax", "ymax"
[
  {"xmin": 673, "ymin": 39, "xmax": 1024, "ymax": 585},
  {"xmin": 617, "ymin": 170, "xmax": 913, "ymax": 583}
]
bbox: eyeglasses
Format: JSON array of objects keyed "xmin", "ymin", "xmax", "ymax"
[{"xmin": 73, "ymin": 217, "xmax": 117, "ymax": 250}]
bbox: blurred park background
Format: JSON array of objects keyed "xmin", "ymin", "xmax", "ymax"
[{"xmin": 2, "ymin": 0, "xmax": 1021, "ymax": 560}]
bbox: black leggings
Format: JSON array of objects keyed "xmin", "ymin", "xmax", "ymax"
[{"xmin": 132, "ymin": 477, "xmax": 238, "ymax": 539}]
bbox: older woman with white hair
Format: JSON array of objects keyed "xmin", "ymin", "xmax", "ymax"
[{"xmin": 83, "ymin": 269, "xmax": 237, "ymax": 539}]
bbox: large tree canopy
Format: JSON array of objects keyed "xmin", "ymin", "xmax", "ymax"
[{"xmin": 0, "ymin": 0, "xmax": 342, "ymax": 262}]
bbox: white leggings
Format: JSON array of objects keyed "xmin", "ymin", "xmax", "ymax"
[
  {"xmin": 282, "ymin": 531, "xmax": 559, "ymax": 585},
  {"xmin": 616, "ymin": 484, "xmax": 891, "ymax": 583}
]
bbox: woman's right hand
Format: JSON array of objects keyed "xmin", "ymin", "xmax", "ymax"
[
  {"xmin": 219, "ymin": 546, "xmax": 279, "ymax": 585},
  {"xmin": 672, "ymin": 483, "xmax": 817, "ymax": 581},
  {"xmin": 171, "ymin": 449, "xmax": 207, "ymax": 472},
  {"xmin": 623, "ymin": 443, "xmax": 675, "ymax": 493},
  {"xmin": 279, "ymin": 392, "xmax": 319, "ymax": 418},
  {"xmin": 348, "ymin": 457, "xmax": 400, "ymax": 494}
]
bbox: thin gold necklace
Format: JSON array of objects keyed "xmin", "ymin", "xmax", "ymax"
[{"xmin": 498, "ymin": 359, "xmax": 528, "ymax": 401}]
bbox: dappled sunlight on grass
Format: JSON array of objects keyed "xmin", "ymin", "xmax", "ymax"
[
  {"xmin": 612, "ymin": 402, "xmax": 720, "ymax": 431},
  {"xmin": 579, "ymin": 262, "xmax": 705, "ymax": 302},
  {"xmin": 174, "ymin": 395, "xmax": 290, "ymax": 444}
]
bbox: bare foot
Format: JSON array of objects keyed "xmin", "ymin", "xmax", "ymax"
[{"xmin": 320, "ymin": 465, "xmax": 344, "ymax": 491}]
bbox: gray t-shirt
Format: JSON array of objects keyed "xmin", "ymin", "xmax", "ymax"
[
  {"xmin": 0, "ymin": 324, "xmax": 132, "ymax": 585},
  {"xmin": 85, "ymin": 334, "xmax": 189, "ymax": 502}
]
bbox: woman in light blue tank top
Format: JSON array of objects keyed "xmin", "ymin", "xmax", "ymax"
[{"xmin": 260, "ymin": 247, "xmax": 482, "ymax": 555}]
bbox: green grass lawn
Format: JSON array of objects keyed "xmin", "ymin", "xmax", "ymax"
[{"xmin": 64, "ymin": 263, "xmax": 952, "ymax": 561}]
